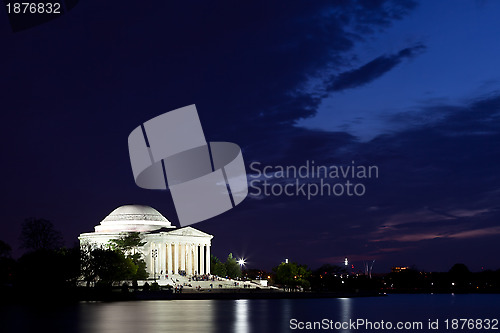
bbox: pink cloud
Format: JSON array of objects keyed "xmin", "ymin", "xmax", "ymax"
[{"xmin": 448, "ymin": 226, "xmax": 500, "ymax": 239}]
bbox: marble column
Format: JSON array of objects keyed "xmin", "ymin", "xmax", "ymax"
[
  {"xmin": 174, "ymin": 242, "xmax": 178, "ymax": 274},
  {"xmin": 200, "ymin": 244, "xmax": 205, "ymax": 274},
  {"xmin": 180, "ymin": 243, "xmax": 186, "ymax": 271},
  {"xmin": 160, "ymin": 242, "xmax": 166, "ymax": 276},
  {"xmin": 194, "ymin": 244, "xmax": 198, "ymax": 275},
  {"xmin": 206, "ymin": 245, "xmax": 211, "ymax": 275},
  {"xmin": 187, "ymin": 244, "xmax": 193, "ymax": 275},
  {"xmin": 167, "ymin": 243, "xmax": 172, "ymax": 275}
]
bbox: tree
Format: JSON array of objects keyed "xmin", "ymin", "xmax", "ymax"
[
  {"xmin": 108, "ymin": 232, "xmax": 146, "ymax": 255},
  {"xmin": 79, "ymin": 233, "xmax": 149, "ymax": 287},
  {"xmin": 310, "ymin": 264, "xmax": 347, "ymax": 291},
  {"xmin": 274, "ymin": 262, "xmax": 311, "ymax": 291},
  {"xmin": 16, "ymin": 246, "xmax": 80, "ymax": 289},
  {"xmin": 0, "ymin": 240, "xmax": 14, "ymax": 286},
  {"xmin": 225, "ymin": 253, "xmax": 242, "ymax": 279},
  {"xmin": 80, "ymin": 238, "xmax": 148, "ymax": 287},
  {"xmin": 211, "ymin": 255, "xmax": 227, "ymax": 277},
  {"xmin": 449, "ymin": 263, "xmax": 470, "ymax": 284},
  {"xmin": 19, "ymin": 218, "xmax": 63, "ymax": 252},
  {"xmin": 108, "ymin": 232, "xmax": 148, "ymax": 282},
  {"xmin": 449, "ymin": 263, "xmax": 470, "ymax": 276},
  {"xmin": 57, "ymin": 246, "xmax": 81, "ymax": 286},
  {"xmin": 316, "ymin": 264, "xmax": 347, "ymax": 276},
  {"xmin": 0, "ymin": 239, "xmax": 11, "ymax": 258},
  {"xmin": 80, "ymin": 242, "xmax": 99, "ymax": 287},
  {"xmin": 274, "ymin": 262, "xmax": 295, "ymax": 289},
  {"xmin": 91, "ymin": 248, "xmax": 136, "ymax": 286}
]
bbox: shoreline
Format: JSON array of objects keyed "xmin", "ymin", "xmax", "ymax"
[
  {"xmin": 3, "ymin": 286, "xmax": 499, "ymax": 304},
  {"xmin": 0, "ymin": 287, "xmax": 384, "ymax": 303},
  {"xmin": 131, "ymin": 290, "xmax": 385, "ymax": 301}
]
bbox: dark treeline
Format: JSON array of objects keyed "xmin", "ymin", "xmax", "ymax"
[
  {"xmin": 0, "ymin": 218, "xmax": 247, "ymax": 302},
  {"xmin": 1, "ymin": 218, "xmax": 80, "ymax": 289},
  {"xmin": 253, "ymin": 262, "xmax": 500, "ymax": 294},
  {"xmin": 2, "ymin": 218, "xmax": 500, "ymax": 303},
  {"xmin": 0, "ymin": 218, "xmax": 152, "ymax": 302},
  {"xmin": 379, "ymin": 264, "xmax": 500, "ymax": 294}
]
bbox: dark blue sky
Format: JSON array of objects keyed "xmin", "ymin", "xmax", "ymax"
[{"xmin": 1, "ymin": 0, "xmax": 500, "ymax": 273}]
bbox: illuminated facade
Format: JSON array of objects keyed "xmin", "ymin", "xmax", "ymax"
[{"xmin": 78, "ymin": 205, "xmax": 213, "ymax": 276}]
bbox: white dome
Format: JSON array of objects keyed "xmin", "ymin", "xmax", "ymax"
[{"xmin": 94, "ymin": 205, "xmax": 174, "ymax": 233}]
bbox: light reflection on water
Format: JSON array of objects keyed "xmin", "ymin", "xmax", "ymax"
[
  {"xmin": 78, "ymin": 300, "xmax": 217, "ymax": 333},
  {"xmin": 339, "ymin": 298, "xmax": 352, "ymax": 332},
  {"xmin": 1, "ymin": 294, "xmax": 500, "ymax": 333},
  {"xmin": 233, "ymin": 299, "xmax": 248, "ymax": 333}
]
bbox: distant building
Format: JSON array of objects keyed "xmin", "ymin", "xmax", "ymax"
[
  {"xmin": 391, "ymin": 266, "xmax": 409, "ymax": 273},
  {"xmin": 78, "ymin": 205, "xmax": 213, "ymax": 277}
]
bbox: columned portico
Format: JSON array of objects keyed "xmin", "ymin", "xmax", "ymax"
[
  {"xmin": 149, "ymin": 240, "xmax": 213, "ymax": 277},
  {"xmin": 149, "ymin": 238, "xmax": 212, "ymax": 276},
  {"xmin": 152, "ymin": 242, "xmax": 213, "ymax": 276}
]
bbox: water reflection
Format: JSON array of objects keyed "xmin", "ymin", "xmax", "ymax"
[
  {"xmin": 339, "ymin": 298, "xmax": 352, "ymax": 332},
  {"xmin": 233, "ymin": 299, "xmax": 249, "ymax": 333},
  {"xmin": 79, "ymin": 300, "xmax": 216, "ymax": 333},
  {"xmin": 2, "ymin": 295, "xmax": 498, "ymax": 333},
  {"xmin": 280, "ymin": 299, "xmax": 292, "ymax": 330}
]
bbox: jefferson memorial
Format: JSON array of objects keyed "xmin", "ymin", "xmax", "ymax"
[{"xmin": 79, "ymin": 205, "xmax": 213, "ymax": 276}]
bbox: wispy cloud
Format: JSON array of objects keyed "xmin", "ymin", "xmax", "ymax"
[
  {"xmin": 326, "ymin": 44, "xmax": 426, "ymax": 92},
  {"xmin": 448, "ymin": 226, "xmax": 500, "ymax": 239}
]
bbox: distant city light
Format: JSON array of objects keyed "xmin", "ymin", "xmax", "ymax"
[{"xmin": 344, "ymin": 257, "xmax": 348, "ymax": 266}]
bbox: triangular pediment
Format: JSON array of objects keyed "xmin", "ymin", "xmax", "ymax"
[{"xmin": 165, "ymin": 226, "xmax": 212, "ymax": 238}]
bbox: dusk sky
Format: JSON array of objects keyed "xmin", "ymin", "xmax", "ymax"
[{"xmin": 1, "ymin": 0, "xmax": 500, "ymax": 273}]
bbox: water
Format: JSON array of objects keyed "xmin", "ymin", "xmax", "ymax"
[{"xmin": 1, "ymin": 294, "xmax": 499, "ymax": 333}]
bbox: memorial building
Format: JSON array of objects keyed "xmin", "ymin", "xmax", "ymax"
[{"xmin": 79, "ymin": 204, "xmax": 213, "ymax": 277}]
